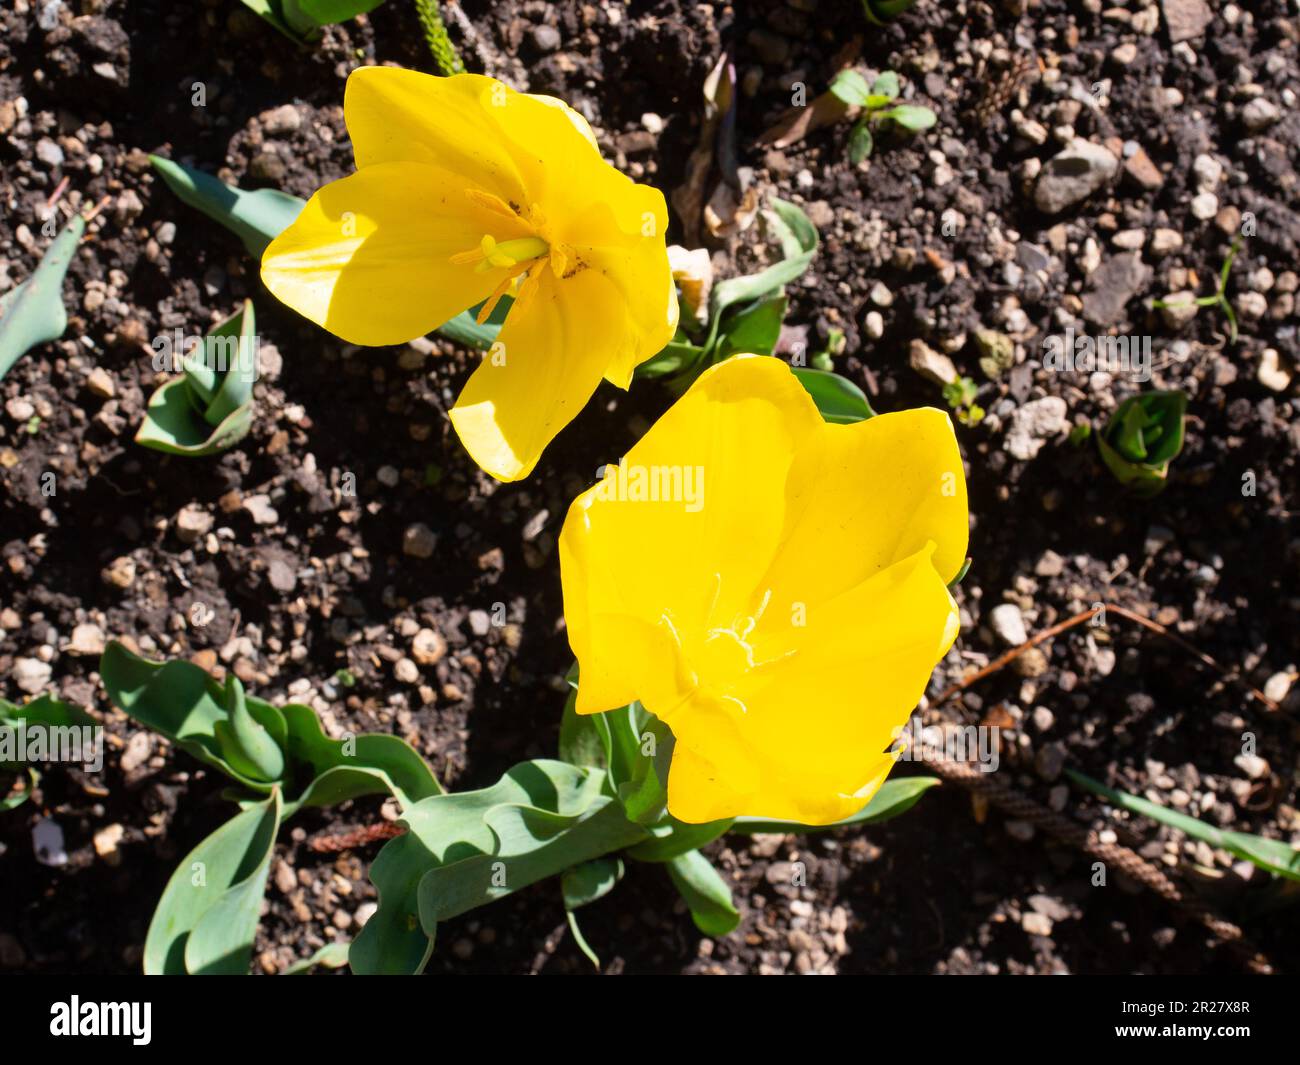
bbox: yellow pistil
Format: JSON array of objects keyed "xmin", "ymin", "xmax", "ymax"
[{"xmin": 449, "ymin": 234, "xmax": 549, "ymax": 273}]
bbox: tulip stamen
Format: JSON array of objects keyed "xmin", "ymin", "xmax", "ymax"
[{"xmin": 475, "ymin": 274, "xmax": 516, "ymax": 324}]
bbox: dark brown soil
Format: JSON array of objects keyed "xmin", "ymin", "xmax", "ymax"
[{"xmin": 2, "ymin": 0, "xmax": 1297, "ymax": 975}]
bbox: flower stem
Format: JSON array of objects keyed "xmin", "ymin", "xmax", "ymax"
[{"xmin": 412, "ymin": 0, "xmax": 464, "ymax": 76}]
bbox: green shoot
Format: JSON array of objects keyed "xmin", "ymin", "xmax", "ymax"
[
  {"xmin": 1151, "ymin": 238, "xmax": 1243, "ymax": 343},
  {"xmin": 942, "ymin": 375, "xmax": 984, "ymax": 426},
  {"xmin": 1096, "ymin": 390, "xmax": 1187, "ymax": 497},
  {"xmin": 829, "ymin": 69, "xmax": 937, "ymax": 163}
]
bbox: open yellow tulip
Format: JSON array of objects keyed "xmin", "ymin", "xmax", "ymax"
[
  {"xmin": 261, "ymin": 68, "xmax": 678, "ymax": 482},
  {"xmin": 560, "ymin": 355, "xmax": 969, "ymax": 825}
]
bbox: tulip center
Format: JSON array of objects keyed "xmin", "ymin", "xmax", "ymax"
[
  {"xmin": 453, "ymin": 234, "xmax": 550, "ymax": 274},
  {"xmin": 449, "ymin": 231, "xmax": 552, "ymax": 324}
]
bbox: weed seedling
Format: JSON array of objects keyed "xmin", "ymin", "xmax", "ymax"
[
  {"xmin": 942, "ymin": 375, "xmax": 985, "ymax": 426},
  {"xmin": 828, "ymin": 69, "xmax": 937, "ymax": 163},
  {"xmin": 1151, "ymin": 238, "xmax": 1244, "ymax": 343}
]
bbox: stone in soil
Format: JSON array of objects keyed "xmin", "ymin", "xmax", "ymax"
[
  {"xmin": 1033, "ymin": 141, "xmax": 1118, "ymax": 215},
  {"xmin": 1082, "ymin": 253, "xmax": 1151, "ymax": 326},
  {"xmin": 1004, "ymin": 397, "xmax": 1068, "ymax": 461}
]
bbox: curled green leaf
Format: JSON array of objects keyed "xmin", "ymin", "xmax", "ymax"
[
  {"xmin": 1097, "ymin": 390, "xmax": 1187, "ymax": 497},
  {"xmin": 352, "ymin": 760, "xmax": 642, "ymax": 974},
  {"xmin": 137, "ymin": 300, "xmax": 258, "ymax": 456},
  {"xmin": 213, "ymin": 674, "xmax": 286, "ymax": 784}
]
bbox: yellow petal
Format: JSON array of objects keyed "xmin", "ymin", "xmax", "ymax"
[
  {"xmin": 669, "ymin": 545, "xmax": 958, "ymax": 825},
  {"xmin": 526, "ymin": 93, "xmax": 600, "ymax": 151},
  {"xmin": 449, "ymin": 267, "xmax": 624, "ymax": 482},
  {"xmin": 559, "ymin": 355, "xmax": 822, "ymax": 703},
  {"xmin": 557, "ymin": 355, "xmax": 970, "ymax": 826},
  {"xmin": 759, "ymin": 406, "xmax": 969, "ymax": 601},
  {"xmin": 344, "ymin": 68, "xmax": 531, "ymax": 205},
  {"xmin": 668, "ymin": 737, "xmax": 896, "ymax": 827},
  {"xmin": 571, "ymin": 190, "xmax": 679, "ymax": 389},
  {"xmin": 346, "ymin": 68, "xmax": 626, "ymax": 235},
  {"xmin": 260, "ymin": 161, "xmax": 533, "ymax": 346}
]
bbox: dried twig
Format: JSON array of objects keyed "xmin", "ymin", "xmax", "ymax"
[
  {"xmin": 926, "ymin": 747, "xmax": 1274, "ymax": 974},
  {"xmin": 925, "ymin": 595, "xmax": 1282, "ymax": 973},
  {"xmin": 934, "ymin": 601, "xmax": 1280, "ymax": 713},
  {"xmin": 306, "ymin": 822, "xmax": 405, "ymax": 853}
]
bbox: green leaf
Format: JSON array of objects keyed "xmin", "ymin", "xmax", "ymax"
[
  {"xmin": 792, "ymin": 367, "xmax": 876, "ymax": 423},
  {"xmin": 562, "ymin": 856, "xmax": 623, "ymax": 969},
  {"xmin": 281, "ymin": 939, "xmax": 350, "ymax": 974},
  {"xmin": 149, "ymin": 155, "xmax": 305, "ymax": 259},
  {"xmin": 418, "ymin": 800, "xmax": 643, "ymax": 930},
  {"xmin": 1068, "ymin": 769, "xmax": 1300, "ymax": 881},
  {"xmin": 565, "ymin": 910, "xmax": 601, "ymax": 969},
  {"xmin": 562, "ymin": 855, "xmax": 624, "ymax": 910},
  {"xmin": 557, "ymin": 676, "xmax": 608, "ymax": 770},
  {"xmin": 292, "ymin": 0, "xmax": 385, "ymax": 26},
  {"xmin": 717, "ymin": 294, "xmax": 787, "ymax": 359},
  {"xmin": 211, "ymin": 674, "xmax": 285, "ymax": 783},
  {"xmin": 885, "ymin": 104, "xmax": 937, "ymax": 132},
  {"xmin": 862, "ymin": 0, "xmax": 918, "ymax": 24},
  {"xmin": 871, "ymin": 71, "xmax": 901, "ymax": 100},
  {"xmin": 636, "ymin": 337, "xmax": 708, "ymax": 381},
  {"xmin": 625, "ymin": 816, "xmax": 732, "ymax": 862},
  {"xmin": 828, "ymin": 70, "xmax": 871, "ymax": 107},
  {"xmin": 664, "ymin": 849, "xmax": 740, "ymax": 937},
  {"xmin": 731, "ymin": 776, "xmax": 940, "ymax": 834},
  {"xmin": 238, "ymin": 0, "xmax": 308, "ymax": 41},
  {"xmin": 710, "ymin": 200, "xmax": 818, "ymax": 317},
  {"xmin": 848, "ymin": 121, "xmax": 875, "ymax": 163},
  {"xmin": 145, "ymin": 791, "xmax": 281, "ymax": 974},
  {"xmin": 0, "ymin": 216, "xmax": 84, "ymax": 382},
  {"xmin": 0, "ymin": 693, "xmax": 96, "ymax": 733},
  {"xmin": 351, "ymin": 760, "xmax": 645, "ymax": 974},
  {"xmin": 591, "ymin": 702, "xmax": 672, "ymax": 825},
  {"xmin": 0, "ymin": 696, "xmax": 87, "ymax": 809},
  {"xmin": 1, "ymin": 770, "xmax": 36, "ymax": 811}
]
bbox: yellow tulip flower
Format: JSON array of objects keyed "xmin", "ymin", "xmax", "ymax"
[
  {"xmin": 560, "ymin": 355, "xmax": 969, "ymax": 825},
  {"xmin": 261, "ymin": 68, "xmax": 678, "ymax": 482}
]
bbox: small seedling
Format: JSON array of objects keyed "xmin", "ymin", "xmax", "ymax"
[
  {"xmin": 942, "ymin": 375, "xmax": 985, "ymax": 426},
  {"xmin": 136, "ymin": 301, "xmax": 258, "ymax": 457},
  {"xmin": 828, "ymin": 69, "xmax": 937, "ymax": 163},
  {"xmin": 811, "ymin": 326, "xmax": 846, "ymax": 371},
  {"xmin": 1096, "ymin": 390, "xmax": 1186, "ymax": 496},
  {"xmin": 1151, "ymin": 238, "xmax": 1244, "ymax": 343}
]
